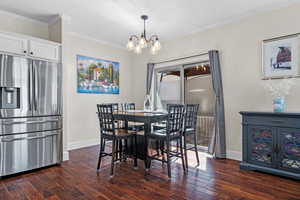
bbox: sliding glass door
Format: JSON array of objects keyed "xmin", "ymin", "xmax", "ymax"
[
  {"xmin": 184, "ymin": 63, "xmax": 215, "ymax": 149},
  {"xmin": 154, "ymin": 62, "xmax": 215, "ymax": 150}
]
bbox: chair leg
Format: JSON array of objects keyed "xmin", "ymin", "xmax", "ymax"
[
  {"xmin": 110, "ymin": 139, "xmax": 116, "ymax": 177},
  {"xmin": 124, "ymin": 138, "xmax": 128, "ymax": 161},
  {"xmin": 133, "ymin": 135, "xmax": 138, "ymax": 169},
  {"xmin": 160, "ymin": 140, "xmax": 165, "ymax": 165},
  {"xmin": 179, "ymin": 137, "xmax": 186, "ymax": 172},
  {"xmin": 193, "ymin": 132, "xmax": 200, "ymax": 166},
  {"xmin": 155, "ymin": 140, "xmax": 160, "ymax": 156},
  {"xmin": 183, "ymin": 134, "xmax": 188, "ymax": 169},
  {"xmin": 144, "ymin": 125, "xmax": 150, "ymax": 171},
  {"xmin": 119, "ymin": 139, "xmax": 123, "ymax": 161},
  {"xmin": 166, "ymin": 140, "xmax": 171, "ymax": 178},
  {"xmin": 115, "ymin": 140, "xmax": 119, "ymax": 161},
  {"xmin": 102, "ymin": 138, "xmax": 106, "ymax": 151},
  {"xmin": 97, "ymin": 137, "xmax": 104, "ymax": 170}
]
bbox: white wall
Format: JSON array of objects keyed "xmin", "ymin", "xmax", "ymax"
[
  {"xmin": 63, "ymin": 33, "xmax": 134, "ymax": 150},
  {"xmin": 0, "ymin": 10, "xmax": 49, "ymax": 39},
  {"xmin": 132, "ymin": 3, "xmax": 300, "ymax": 160}
]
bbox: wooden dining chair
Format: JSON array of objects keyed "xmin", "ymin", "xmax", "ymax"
[
  {"xmin": 96, "ymin": 104, "xmax": 137, "ymax": 177},
  {"xmin": 183, "ymin": 104, "xmax": 200, "ymax": 168},
  {"xmin": 146, "ymin": 104, "xmax": 186, "ymax": 178}
]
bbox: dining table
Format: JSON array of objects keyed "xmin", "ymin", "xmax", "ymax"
[{"xmin": 113, "ymin": 110, "xmax": 168, "ymax": 168}]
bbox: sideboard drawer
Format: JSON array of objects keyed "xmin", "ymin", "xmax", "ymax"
[{"xmin": 244, "ymin": 116, "xmax": 300, "ymax": 128}]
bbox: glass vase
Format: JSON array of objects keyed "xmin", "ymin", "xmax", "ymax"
[{"xmin": 273, "ymin": 97, "xmax": 285, "ymax": 113}]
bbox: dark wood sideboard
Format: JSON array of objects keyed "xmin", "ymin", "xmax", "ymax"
[{"xmin": 240, "ymin": 112, "xmax": 300, "ymax": 180}]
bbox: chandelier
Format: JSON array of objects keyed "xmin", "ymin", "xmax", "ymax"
[{"xmin": 126, "ymin": 15, "xmax": 161, "ymax": 55}]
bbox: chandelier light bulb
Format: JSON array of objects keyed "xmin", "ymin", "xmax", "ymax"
[
  {"xmin": 126, "ymin": 39, "xmax": 135, "ymax": 51},
  {"xmin": 153, "ymin": 40, "xmax": 161, "ymax": 50},
  {"xmin": 135, "ymin": 45, "xmax": 142, "ymax": 54},
  {"xmin": 139, "ymin": 35, "xmax": 147, "ymax": 48},
  {"xmin": 150, "ymin": 45, "xmax": 157, "ymax": 55}
]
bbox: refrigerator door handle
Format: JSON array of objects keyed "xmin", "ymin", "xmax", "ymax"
[
  {"xmin": 27, "ymin": 135, "xmax": 52, "ymax": 140},
  {"xmin": 2, "ymin": 119, "xmax": 60, "ymax": 125},
  {"xmin": 33, "ymin": 63, "xmax": 38, "ymax": 111},
  {"xmin": 1, "ymin": 137, "xmax": 28, "ymax": 142},
  {"xmin": 28, "ymin": 61, "xmax": 32, "ymax": 111},
  {"xmin": 1, "ymin": 132, "xmax": 59, "ymax": 142},
  {"xmin": 0, "ymin": 135, "xmax": 40, "ymax": 142}
]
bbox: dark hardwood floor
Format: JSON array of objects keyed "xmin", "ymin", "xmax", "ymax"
[{"xmin": 0, "ymin": 145, "xmax": 300, "ymax": 200}]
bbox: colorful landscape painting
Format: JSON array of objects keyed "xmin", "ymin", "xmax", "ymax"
[{"xmin": 77, "ymin": 55, "xmax": 120, "ymax": 94}]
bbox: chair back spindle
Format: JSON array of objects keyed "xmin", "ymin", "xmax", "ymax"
[
  {"xmin": 112, "ymin": 103, "xmax": 119, "ymax": 112},
  {"xmin": 123, "ymin": 103, "xmax": 135, "ymax": 111}
]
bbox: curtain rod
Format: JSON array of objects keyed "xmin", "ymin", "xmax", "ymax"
[{"xmin": 153, "ymin": 52, "xmax": 209, "ymax": 65}]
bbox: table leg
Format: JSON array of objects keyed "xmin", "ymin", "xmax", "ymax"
[
  {"xmin": 124, "ymin": 120, "xmax": 128, "ymax": 161},
  {"xmin": 144, "ymin": 122, "xmax": 150, "ymax": 170}
]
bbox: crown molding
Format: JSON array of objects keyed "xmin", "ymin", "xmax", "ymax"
[
  {"xmin": 0, "ymin": 9, "xmax": 48, "ymax": 26},
  {"xmin": 67, "ymin": 31, "xmax": 126, "ymax": 50},
  {"xmin": 60, "ymin": 14, "xmax": 72, "ymax": 22},
  {"xmin": 0, "ymin": 9, "xmax": 72, "ymax": 27},
  {"xmin": 48, "ymin": 15, "xmax": 61, "ymax": 25},
  {"xmin": 48, "ymin": 14, "xmax": 72, "ymax": 25},
  {"xmin": 164, "ymin": 0, "xmax": 300, "ymax": 44}
]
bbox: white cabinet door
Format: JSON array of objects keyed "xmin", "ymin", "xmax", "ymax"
[
  {"xmin": 0, "ymin": 33, "xmax": 27, "ymax": 55},
  {"xmin": 29, "ymin": 40, "xmax": 60, "ymax": 62}
]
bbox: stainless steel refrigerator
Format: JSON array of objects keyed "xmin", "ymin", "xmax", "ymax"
[{"xmin": 0, "ymin": 54, "xmax": 62, "ymax": 176}]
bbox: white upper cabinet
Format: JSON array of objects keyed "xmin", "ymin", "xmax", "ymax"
[
  {"xmin": 0, "ymin": 32, "xmax": 61, "ymax": 62},
  {"xmin": 0, "ymin": 33, "xmax": 27, "ymax": 55},
  {"xmin": 28, "ymin": 40, "xmax": 60, "ymax": 62}
]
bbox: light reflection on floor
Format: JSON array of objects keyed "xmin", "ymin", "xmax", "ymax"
[{"xmin": 174, "ymin": 149, "xmax": 212, "ymax": 171}]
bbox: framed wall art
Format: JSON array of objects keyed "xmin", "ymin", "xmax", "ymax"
[
  {"xmin": 77, "ymin": 55, "xmax": 120, "ymax": 94},
  {"xmin": 262, "ymin": 34, "xmax": 300, "ymax": 79}
]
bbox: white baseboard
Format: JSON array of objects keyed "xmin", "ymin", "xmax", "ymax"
[
  {"xmin": 63, "ymin": 151, "xmax": 69, "ymax": 161},
  {"xmin": 68, "ymin": 138, "xmax": 99, "ymax": 151},
  {"xmin": 66, "ymin": 139, "xmax": 242, "ymax": 161},
  {"xmin": 227, "ymin": 150, "xmax": 242, "ymax": 161}
]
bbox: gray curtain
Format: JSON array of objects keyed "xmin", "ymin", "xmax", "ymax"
[
  {"xmin": 208, "ymin": 50, "xmax": 226, "ymax": 159},
  {"xmin": 146, "ymin": 63, "xmax": 155, "ymax": 95}
]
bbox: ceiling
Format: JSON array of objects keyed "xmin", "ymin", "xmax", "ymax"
[{"xmin": 0, "ymin": 0, "xmax": 298, "ymax": 47}]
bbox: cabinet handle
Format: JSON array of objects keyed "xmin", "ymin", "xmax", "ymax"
[
  {"xmin": 30, "ymin": 52, "xmax": 33, "ymax": 55},
  {"xmin": 23, "ymin": 50, "xmax": 27, "ymax": 53},
  {"xmin": 273, "ymin": 144, "xmax": 281, "ymax": 154}
]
